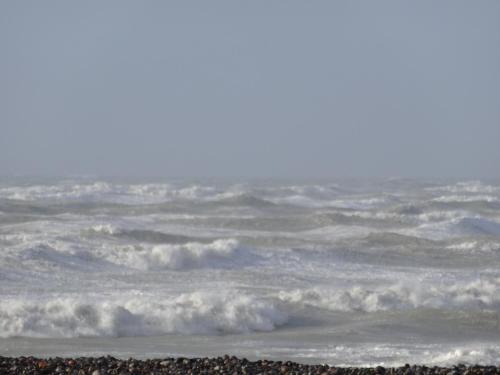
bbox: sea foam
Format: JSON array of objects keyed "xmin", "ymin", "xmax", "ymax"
[{"xmin": 0, "ymin": 291, "xmax": 288, "ymax": 338}]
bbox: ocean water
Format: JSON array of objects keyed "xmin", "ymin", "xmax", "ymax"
[{"xmin": 1, "ymin": 177, "xmax": 500, "ymax": 366}]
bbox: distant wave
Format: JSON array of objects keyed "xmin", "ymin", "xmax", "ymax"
[
  {"xmin": 208, "ymin": 193, "xmax": 276, "ymax": 208},
  {"xmin": 427, "ymin": 181, "xmax": 500, "ymax": 194},
  {"xmin": 0, "ymin": 182, "xmax": 221, "ymax": 204},
  {"xmin": 400, "ymin": 215, "xmax": 500, "ymax": 240},
  {"xmin": 432, "ymin": 195, "xmax": 500, "ymax": 203},
  {"xmin": 360, "ymin": 232, "xmax": 437, "ymax": 247},
  {"xmin": 0, "ymin": 182, "xmax": 115, "ymax": 202},
  {"xmin": 129, "ymin": 239, "xmax": 244, "ymax": 270},
  {"xmin": 11, "ymin": 238, "xmax": 255, "ymax": 271},
  {"xmin": 455, "ymin": 217, "xmax": 500, "ymax": 236},
  {"xmin": 15, "ymin": 243, "xmax": 112, "ymax": 272},
  {"xmin": 269, "ymin": 195, "xmax": 395, "ymax": 209},
  {"xmin": 392, "ymin": 204, "xmax": 424, "ymax": 215},
  {"xmin": 446, "ymin": 240, "xmax": 500, "ymax": 253},
  {"xmin": 87, "ymin": 225, "xmax": 210, "ymax": 244},
  {"xmin": 0, "ymin": 182, "xmax": 280, "ymax": 208},
  {"xmin": 314, "ymin": 209, "xmax": 418, "ymax": 228}
]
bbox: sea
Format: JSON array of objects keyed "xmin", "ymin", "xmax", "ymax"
[{"xmin": 1, "ymin": 177, "xmax": 500, "ymax": 366}]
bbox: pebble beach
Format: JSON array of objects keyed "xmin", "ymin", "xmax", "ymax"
[{"xmin": 2, "ymin": 356, "xmax": 500, "ymax": 375}]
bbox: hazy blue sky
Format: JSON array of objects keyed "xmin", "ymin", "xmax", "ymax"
[{"xmin": 1, "ymin": 1, "xmax": 499, "ymax": 178}]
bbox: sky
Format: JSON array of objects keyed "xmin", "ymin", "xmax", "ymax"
[{"xmin": 1, "ymin": 1, "xmax": 499, "ymax": 178}]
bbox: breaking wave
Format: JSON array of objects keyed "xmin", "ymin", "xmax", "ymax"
[
  {"xmin": 13, "ymin": 239, "xmax": 250, "ymax": 271},
  {"xmin": 0, "ymin": 291, "xmax": 288, "ymax": 338},
  {"xmin": 279, "ymin": 278, "xmax": 500, "ymax": 313},
  {"xmin": 427, "ymin": 347, "xmax": 500, "ymax": 366},
  {"xmin": 135, "ymin": 239, "xmax": 244, "ymax": 270},
  {"xmin": 102, "ymin": 239, "xmax": 250, "ymax": 270}
]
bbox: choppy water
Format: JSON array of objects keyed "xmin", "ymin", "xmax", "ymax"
[{"xmin": 1, "ymin": 177, "xmax": 500, "ymax": 366}]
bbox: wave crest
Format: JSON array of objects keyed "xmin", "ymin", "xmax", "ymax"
[
  {"xmin": 98, "ymin": 239, "xmax": 250, "ymax": 270},
  {"xmin": 148, "ymin": 239, "xmax": 240, "ymax": 270},
  {"xmin": 87, "ymin": 225, "xmax": 206, "ymax": 244}
]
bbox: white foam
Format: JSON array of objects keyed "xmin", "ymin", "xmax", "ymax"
[
  {"xmin": 97, "ymin": 239, "xmax": 243, "ymax": 270},
  {"xmin": 0, "ymin": 182, "xmax": 114, "ymax": 201},
  {"xmin": 432, "ymin": 195, "xmax": 500, "ymax": 203},
  {"xmin": 0, "ymin": 291, "xmax": 288, "ymax": 338},
  {"xmin": 279, "ymin": 278, "xmax": 500, "ymax": 313},
  {"xmin": 447, "ymin": 241, "xmax": 500, "ymax": 252},
  {"xmin": 416, "ymin": 210, "xmax": 468, "ymax": 223},
  {"xmin": 0, "ymin": 232, "xmax": 246, "ymax": 273},
  {"xmin": 0, "ymin": 181, "xmax": 227, "ymax": 204},
  {"xmin": 283, "ymin": 343, "xmax": 500, "ymax": 367},
  {"xmin": 89, "ymin": 224, "xmax": 120, "ymax": 235},
  {"xmin": 426, "ymin": 347, "xmax": 500, "ymax": 366},
  {"xmin": 401, "ymin": 215, "xmax": 500, "ymax": 240},
  {"xmin": 329, "ymin": 197, "xmax": 392, "ymax": 210},
  {"xmin": 428, "ymin": 181, "xmax": 500, "ymax": 194},
  {"xmin": 269, "ymin": 195, "xmax": 390, "ymax": 209}
]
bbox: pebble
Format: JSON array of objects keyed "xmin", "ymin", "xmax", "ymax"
[{"xmin": 0, "ymin": 355, "xmax": 498, "ymax": 374}]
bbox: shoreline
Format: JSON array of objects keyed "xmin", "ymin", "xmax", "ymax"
[{"xmin": 1, "ymin": 356, "xmax": 499, "ymax": 375}]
